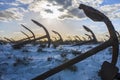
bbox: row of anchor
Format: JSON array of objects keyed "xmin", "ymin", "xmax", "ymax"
[{"xmin": 0, "ymin": 4, "xmax": 120, "ymax": 80}]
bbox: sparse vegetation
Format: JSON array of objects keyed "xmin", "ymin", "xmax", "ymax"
[
  {"xmin": 31, "ymin": 4, "xmax": 119, "ymax": 80},
  {"xmin": 13, "ymin": 56, "xmax": 33, "ymax": 66},
  {"xmin": 66, "ymin": 65, "xmax": 78, "ymax": 72},
  {"xmin": 22, "ymin": 49, "xmax": 29, "ymax": 52},
  {"xmin": 0, "ymin": 2, "xmax": 120, "ymax": 80},
  {"xmin": 47, "ymin": 57, "xmax": 53, "ymax": 61},
  {"xmin": 72, "ymin": 50, "xmax": 82, "ymax": 56},
  {"xmin": 37, "ymin": 48, "xmax": 43, "ymax": 52},
  {"xmin": 60, "ymin": 53, "xmax": 67, "ymax": 58}
]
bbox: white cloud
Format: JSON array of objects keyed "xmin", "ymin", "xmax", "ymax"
[
  {"xmin": 13, "ymin": 31, "xmax": 21, "ymax": 35},
  {"xmin": 77, "ymin": 0, "xmax": 103, "ymax": 7},
  {"xmin": 0, "ymin": 2, "xmax": 19, "ymax": 6},
  {"xmin": 100, "ymin": 4, "xmax": 120, "ymax": 19},
  {"xmin": 0, "ymin": 30, "xmax": 5, "ymax": 33},
  {"xmin": 17, "ymin": 0, "xmax": 34, "ymax": 4},
  {"xmin": 0, "ymin": 2, "xmax": 4, "ymax": 5},
  {"xmin": 9, "ymin": 2, "xmax": 19, "ymax": 6}
]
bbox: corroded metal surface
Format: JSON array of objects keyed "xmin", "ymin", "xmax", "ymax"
[{"xmin": 32, "ymin": 4, "xmax": 119, "ymax": 80}]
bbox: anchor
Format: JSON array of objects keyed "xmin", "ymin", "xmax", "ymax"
[
  {"xmin": 12, "ymin": 20, "xmax": 51, "ymax": 49},
  {"xmin": 32, "ymin": 4, "xmax": 120, "ymax": 80}
]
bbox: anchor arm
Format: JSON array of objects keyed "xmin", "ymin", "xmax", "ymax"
[
  {"xmin": 21, "ymin": 31, "xmax": 31, "ymax": 41},
  {"xmin": 21, "ymin": 24, "xmax": 36, "ymax": 41},
  {"xmin": 31, "ymin": 19, "xmax": 51, "ymax": 47},
  {"xmin": 83, "ymin": 25, "xmax": 97, "ymax": 42},
  {"xmin": 52, "ymin": 30, "xmax": 63, "ymax": 42}
]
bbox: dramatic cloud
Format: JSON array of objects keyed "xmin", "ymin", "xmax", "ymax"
[
  {"xmin": 0, "ymin": 0, "xmax": 120, "ymax": 21},
  {"xmin": 0, "ymin": 8, "xmax": 27, "ymax": 21},
  {"xmin": 28, "ymin": 0, "xmax": 86, "ymax": 19},
  {"xmin": 0, "ymin": 0, "xmax": 29, "ymax": 22},
  {"xmin": 28, "ymin": 0, "xmax": 105, "ymax": 19},
  {"xmin": 29, "ymin": 0, "xmax": 64, "ymax": 19}
]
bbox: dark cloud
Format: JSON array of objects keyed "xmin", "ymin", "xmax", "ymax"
[
  {"xmin": 68, "ymin": 8, "xmax": 86, "ymax": 18},
  {"xmin": 44, "ymin": 9, "xmax": 53, "ymax": 13},
  {"xmin": 58, "ymin": 8, "xmax": 65, "ymax": 12},
  {"xmin": 59, "ymin": 14, "xmax": 73, "ymax": 19}
]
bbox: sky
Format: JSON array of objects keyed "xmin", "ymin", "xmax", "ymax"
[{"xmin": 0, "ymin": 0, "xmax": 120, "ymax": 40}]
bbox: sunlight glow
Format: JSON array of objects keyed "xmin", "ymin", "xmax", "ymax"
[
  {"xmin": 73, "ymin": 0, "xmax": 79, "ymax": 7},
  {"xmin": 29, "ymin": 1, "xmax": 63, "ymax": 19}
]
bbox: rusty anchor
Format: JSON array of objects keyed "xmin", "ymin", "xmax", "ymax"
[
  {"xmin": 21, "ymin": 24, "xmax": 36, "ymax": 41},
  {"xmin": 73, "ymin": 25, "xmax": 98, "ymax": 46},
  {"xmin": 12, "ymin": 20, "xmax": 51, "ymax": 49},
  {"xmin": 31, "ymin": 19, "xmax": 51, "ymax": 48},
  {"xmin": 21, "ymin": 31, "xmax": 31, "ymax": 41},
  {"xmin": 32, "ymin": 4, "xmax": 119, "ymax": 80}
]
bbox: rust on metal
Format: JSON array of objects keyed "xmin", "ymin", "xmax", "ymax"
[
  {"xmin": 83, "ymin": 25, "xmax": 97, "ymax": 42},
  {"xmin": 32, "ymin": 4, "xmax": 119, "ymax": 80},
  {"xmin": 12, "ymin": 20, "xmax": 51, "ymax": 49},
  {"xmin": 21, "ymin": 31, "xmax": 31, "ymax": 41},
  {"xmin": 85, "ymin": 34, "xmax": 92, "ymax": 40},
  {"xmin": 75, "ymin": 35, "xmax": 82, "ymax": 41},
  {"xmin": 31, "ymin": 19, "xmax": 51, "ymax": 47},
  {"xmin": 4, "ymin": 37, "xmax": 14, "ymax": 43},
  {"xmin": 73, "ymin": 25, "xmax": 97, "ymax": 46},
  {"xmin": 21, "ymin": 24, "xmax": 36, "ymax": 41},
  {"xmin": 52, "ymin": 30, "xmax": 63, "ymax": 43}
]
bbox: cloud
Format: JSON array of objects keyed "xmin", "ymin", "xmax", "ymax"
[
  {"xmin": 0, "ymin": 0, "xmax": 20, "ymax": 7},
  {"xmin": 29, "ymin": 0, "xmax": 64, "ymax": 19},
  {"xmin": 59, "ymin": 14, "xmax": 73, "ymax": 19},
  {"xmin": 44, "ymin": 9, "xmax": 53, "ymax": 13},
  {"xmin": 0, "ymin": 30, "xmax": 5, "ymax": 33},
  {"xmin": 0, "ymin": 2, "xmax": 19, "ymax": 6},
  {"xmin": 13, "ymin": 31, "xmax": 21, "ymax": 35},
  {"xmin": 0, "ymin": 0, "xmax": 120, "ymax": 21},
  {"xmin": 28, "ymin": 0, "xmax": 86, "ymax": 19},
  {"xmin": 16, "ymin": 0, "xmax": 34, "ymax": 4},
  {"xmin": 77, "ymin": 0, "xmax": 103, "ymax": 7},
  {"xmin": 0, "ymin": 2, "xmax": 4, "ymax": 5},
  {"xmin": 0, "ymin": 0, "xmax": 29, "ymax": 22},
  {"xmin": 0, "ymin": 7, "xmax": 27, "ymax": 22},
  {"xmin": 100, "ymin": 4, "xmax": 120, "ymax": 19},
  {"xmin": 47, "ymin": 0, "xmax": 73, "ymax": 9},
  {"xmin": 28, "ymin": 0, "xmax": 105, "ymax": 20}
]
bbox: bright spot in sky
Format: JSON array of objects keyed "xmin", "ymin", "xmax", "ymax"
[
  {"xmin": 0, "ymin": 0, "xmax": 120, "ymax": 40},
  {"xmin": 29, "ymin": 1, "xmax": 63, "ymax": 19}
]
